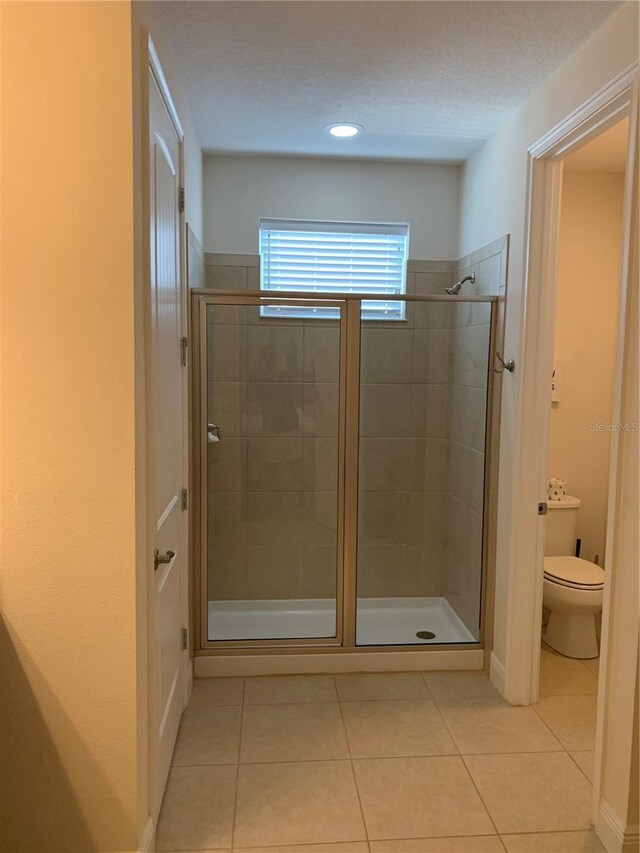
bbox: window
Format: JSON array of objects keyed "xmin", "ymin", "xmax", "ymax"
[{"xmin": 259, "ymin": 218, "xmax": 409, "ymax": 320}]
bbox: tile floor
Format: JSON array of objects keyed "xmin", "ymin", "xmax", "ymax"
[{"xmin": 156, "ymin": 647, "xmax": 602, "ymax": 853}]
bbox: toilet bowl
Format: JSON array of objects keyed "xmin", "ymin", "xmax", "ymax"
[{"xmin": 543, "ymin": 556, "xmax": 604, "ymax": 659}]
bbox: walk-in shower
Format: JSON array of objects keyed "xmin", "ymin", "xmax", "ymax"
[{"xmin": 191, "ymin": 289, "xmax": 496, "ymax": 657}]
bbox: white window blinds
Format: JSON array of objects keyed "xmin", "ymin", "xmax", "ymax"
[{"xmin": 259, "ymin": 218, "xmax": 409, "ymax": 320}]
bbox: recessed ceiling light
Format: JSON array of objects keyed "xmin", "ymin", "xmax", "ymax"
[{"xmin": 326, "ymin": 123, "xmax": 363, "ymax": 138}]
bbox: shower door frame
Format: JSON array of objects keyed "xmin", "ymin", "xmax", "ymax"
[{"xmin": 191, "ymin": 289, "xmax": 498, "ymax": 656}]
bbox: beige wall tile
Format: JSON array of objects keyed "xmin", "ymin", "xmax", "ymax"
[
  {"xmin": 303, "ymin": 326, "xmax": 341, "ymax": 382},
  {"xmin": 451, "ymin": 324, "xmax": 490, "ymax": 388},
  {"xmin": 247, "ymin": 438, "xmax": 303, "ymax": 491},
  {"xmin": 208, "ymin": 438, "xmax": 247, "ymax": 492},
  {"xmin": 246, "ymin": 382, "xmax": 303, "ymax": 437},
  {"xmin": 411, "ymin": 385, "xmax": 451, "ymax": 439},
  {"xmin": 358, "ymin": 491, "xmax": 410, "ymax": 545},
  {"xmin": 361, "ymin": 328, "xmax": 414, "ymax": 384},
  {"xmin": 248, "ymin": 325, "xmax": 304, "ymax": 382},
  {"xmin": 414, "ymin": 301, "xmax": 452, "ymax": 329},
  {"xmin": 301, "ymin": 492, "xmax": 338, "ymax": 546},
  {"xmin": 412, "ymin": 329, "xmax": 451, "ymax": 384},
  {"xmin": 208, "ymin": 492, "xmax": 247, "ymax": 546},
  {"xmin": 246, "ymin": 491, "xmax": 303, "ymax": 546},
  {"xmin": 208, "ymin": 546, "xmax": 246, "ymax": 601},
  {"xmin": 207, "ymin": 323, "xmax": 247, "ymax": 382},
  {"xmin": 413, "ymin": 272, "xmax": 456, "ymax": 294},
  {"xmin": 303, "ymin": 438, "xmax": 338, "ymax": 491},
  {"xmin": 360, "ymin": 384, "xmax": 412, "ymax": 438},
  {"xmin": 208, "ymin": 381, "xmax": 247, "ymax": 437},
  {"xmin": 300, "ymin": 545, "xmax": 338, "ymax": 598},
  {"xmin": 245, "ymin": 545, "xmax": 301, "ymax": 599},
  {"xmin": 205, "ymin": 263, "xmax": 248, "ymax": 291},
  {"xmin": 451, "ymin": 385, "xmax": 487, "ymax": 452},
  {"xmin": 302, "ymin": 383, "xmax": 339, "ymax": 438}
]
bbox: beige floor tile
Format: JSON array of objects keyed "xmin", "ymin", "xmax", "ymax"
[
  {"xmin": 244, "ymin": 674, "xmax": 337, "ymax": 704},
  {"xmin": 172, "ymin": 705, "xmax": 241, "ymax": 766},
  {"xmin": 188, "ymin": 677, "xmax": 244, "ymax": 707},
  {"xmin": 335, "ymin": 672, "xmax": 429, "ymax": 701},
  {"xmin": 501, "ymin": 830, "xmax": 605, "ymax": 852},
  {"xmin": 156, "ymin": 765, "xmax": 236, "ymax": 851},
  {"xmin": 570, "ymin": 751, "xmax": 595, "ymax": 782},
  {"xmin": 234, "ymin": 760, "xmax": 366, "ymax": 847},
  {"xmin": 464, "ymin": 753, "xmax": 592, "ymax": 834},
  {"xmin": 353, "ymin": 756, "xmax": 494, "ymax": 840},
  {"xmin": 240, "ymin": 702, "xmax": 349, "ymax": 763},
  {"xmin": 581, "ymin": 657, "xmax": 600, "ymax": 677},
  {"xmin": 539, "ymin": 650, "xmax": 598, "ymax": 696},
  {"xmin": 371, "ymin": 838, "xmax": 504, "ymax": 852},
  {"xmin": 422, "ymin": 671, "xmax": 500, "ymax": 701},
  {"xmin": 235, "ymin": 844, "xmax": 369, "ymax": 853},
  {"xmin": 341, "ymin": 699, "xmax": 457, "ymax": 758},
  {"xmin": 437, "ymin": 696, "xmax": 562, "ymax": 754},
  {"xmin": 534, "ymin": 695, "xmax": 597, "ymax": 751}
]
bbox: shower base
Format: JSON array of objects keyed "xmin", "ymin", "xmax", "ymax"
[{"xmin": 207, "ymin": 596, "xmax": 476, "ymax": 645}]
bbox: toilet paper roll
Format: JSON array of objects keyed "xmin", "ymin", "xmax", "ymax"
[{"xmin": 547, "ymin": 478, "xmax": 566, "ymax": 501}]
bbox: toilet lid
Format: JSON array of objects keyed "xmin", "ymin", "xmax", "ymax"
[{"xmin": 544, "ymin": 556, "xmax": 605, "ymax": 589}]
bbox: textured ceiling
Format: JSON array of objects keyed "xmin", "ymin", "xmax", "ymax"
[{"xmin": 159, "ymin": 1, "xmax": 621, "ymax": 162}]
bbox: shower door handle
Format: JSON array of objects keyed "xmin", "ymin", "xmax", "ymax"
[{"xmin": 154, "ymin": 548, "xmax": 175, "ymax": 570}]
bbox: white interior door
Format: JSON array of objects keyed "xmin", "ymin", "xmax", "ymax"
[{"xmin": 149, "ymin": 65, "xmax": 185, "ymax": 810}]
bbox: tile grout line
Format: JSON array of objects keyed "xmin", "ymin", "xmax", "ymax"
[
  {"xmin": 431, "ymin": 685, "xmax": 503, "ymax": 840},
  {"xmin": 334, "ymin": 674, "xmax": 371, "ymax": 849},
  {"xmin": 229, "ymin": 678, "xmax": 246, "ymax": 852}
]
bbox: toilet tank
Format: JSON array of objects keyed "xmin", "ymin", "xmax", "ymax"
[{"xmin": 545, "ymin": 495, "xmax": 581, "ymax": 556}]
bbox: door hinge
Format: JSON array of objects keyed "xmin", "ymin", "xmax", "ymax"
[
  {"xmin": 538, "ymin": 501, "xmax": 548, "ymax": 516},
  {"xmin": 181, "ymin": 488, "xmax": 188, "ymax": 511},
  {"xmin": 181, "ymin": 627, "xmax": 188, "ymax": 650},
  {"xmin": 180, "ymin": 336, "xmax": 188, "ymax": 366},
  {"xmin": 178, "ymin": 186, "xmax": 185, "ymax": 213}
]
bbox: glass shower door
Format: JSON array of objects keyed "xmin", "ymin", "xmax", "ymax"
[
  {"xmin": 200, "ymin": 295, "xmax": 345, "ymax": 645},
  {"xmin": 355, "ymin": 299, "xmax": 493, "ymax": 645}
]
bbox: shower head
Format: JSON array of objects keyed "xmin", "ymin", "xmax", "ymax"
[{"xmin": 445, "ymin": 272, "xmax": 476, "ymax": 296}]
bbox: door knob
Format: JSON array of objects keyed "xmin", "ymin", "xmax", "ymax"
[{"xmin": 154, "ymin": 548, "xmax": 175, "ymax": 570}]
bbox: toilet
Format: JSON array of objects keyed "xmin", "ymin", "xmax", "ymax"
[{"xmin": 543, "ymin": 495, "xmax": 605, "ymax": 659}]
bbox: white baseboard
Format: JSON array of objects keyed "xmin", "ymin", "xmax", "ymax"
[
  {"xmin": 138, "ymin": 816, "xmax": 154, "ymax": 853},
  {"xmin": 597, "ymin": 798, "xmax": 640, "ymax": 853},
  {"xmin": 194, "ymin": 648, "xmax": 484, "ymax": 677},
  {"xmin": 490, "ymin": 651, "xmax": 506, "ymax": 698}
]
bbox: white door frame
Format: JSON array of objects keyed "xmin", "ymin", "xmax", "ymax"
[
  {"xmin": 144, "ymin": 33, "xmax": 191, "ymax": 832},
  {"xmin": 505, "ymin": 60, "xmax": 638, "ymax": 841}
]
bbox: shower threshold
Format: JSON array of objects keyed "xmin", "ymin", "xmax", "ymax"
[{"xmin": 207, "ymin": 596, "xmax": 476, "ymax": 645}]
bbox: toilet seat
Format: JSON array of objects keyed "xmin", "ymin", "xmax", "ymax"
[{"xmin": 544, "ymin": 556, "xmax": 605, "ymax": 591}]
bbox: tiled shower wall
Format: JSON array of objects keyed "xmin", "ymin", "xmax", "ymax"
[
  {"xmin": 446, "ymin": 237, "xmax": 508, "ymax": 639},
  {"xmin": 201, "ymin": 244, "xmax": 507, "ymax": 640}
]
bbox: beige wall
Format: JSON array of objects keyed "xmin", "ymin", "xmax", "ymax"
[
  {"xmin": 203, "ymin": 155, "xmax": 461, "ymax": 259},
  {"xmin": 0, "ymin": 3, "xmax": 139, "ymax": 851},
  {"xmin": 548, "ymin": 170, "xmax": 625, "ymax": 564},
  {"xmin": 456, "ymin": 0, "xmax": 639, "ymax": 670}
]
